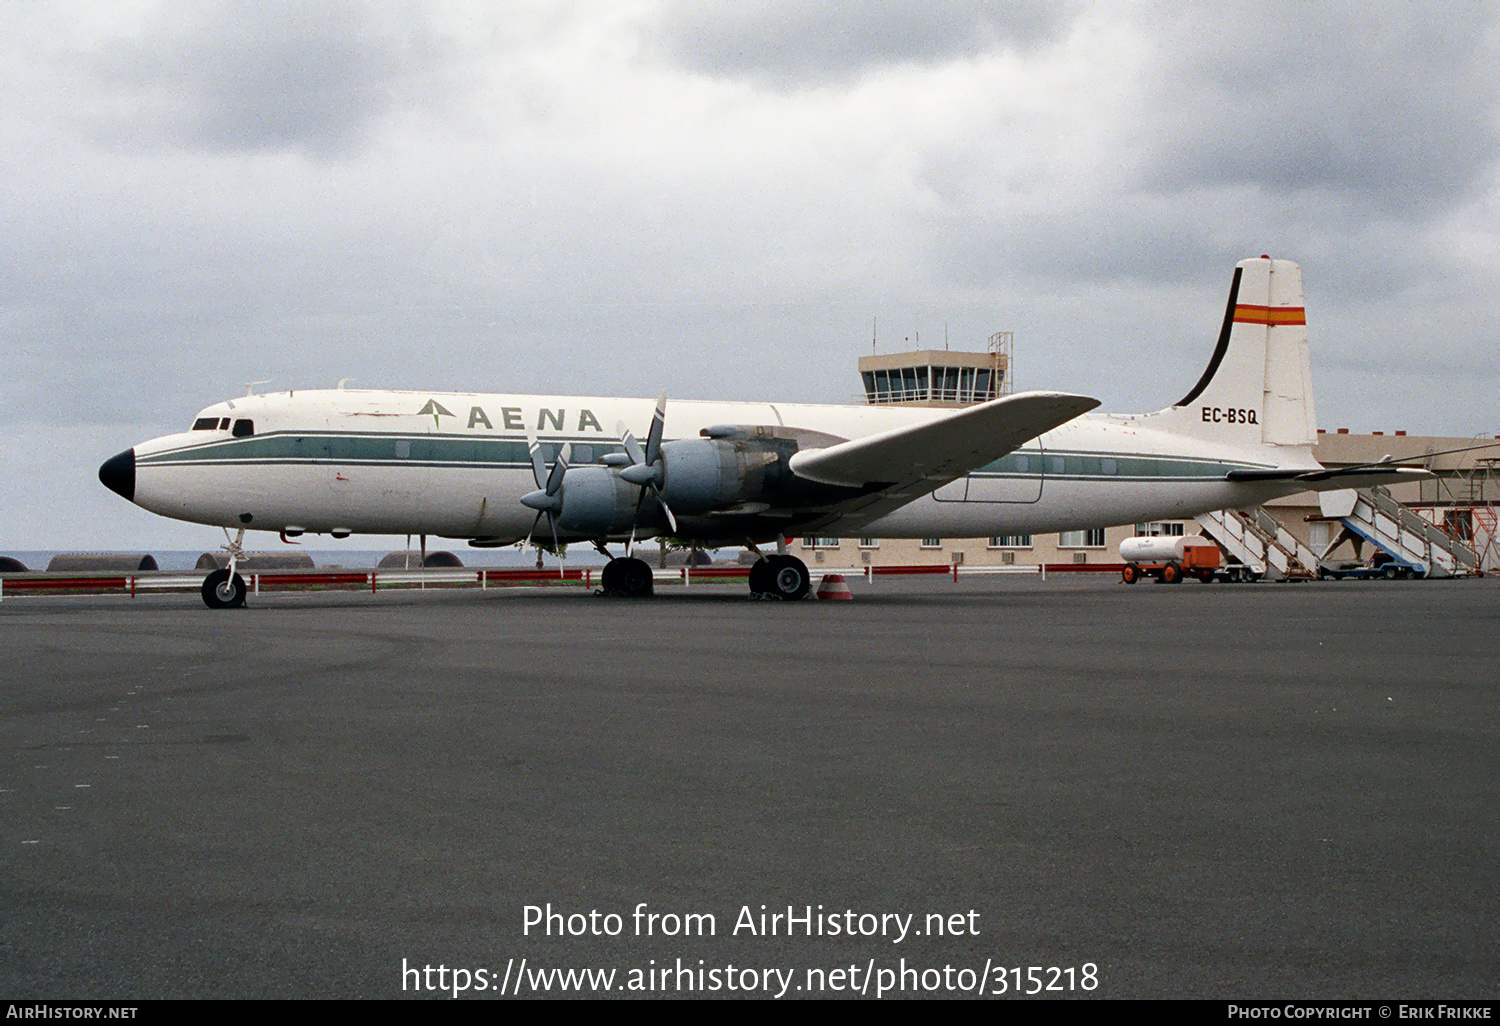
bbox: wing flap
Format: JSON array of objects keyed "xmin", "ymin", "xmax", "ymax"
[{"xmin": 787, "ymin": 391, "xmax": 1100, "ymax": 490}]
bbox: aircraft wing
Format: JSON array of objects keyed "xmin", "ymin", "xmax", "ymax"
[{"xmin": 784, "ymin": 391, "xmax": 1099, "ymax": 527}]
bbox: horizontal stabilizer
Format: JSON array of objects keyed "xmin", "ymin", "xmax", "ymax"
[
  {"xmin": 1226, "ymin": 440, "xmax": 1500, "ymax": 492},
  {"xmin": 788, "ymin": 391, "xmax": 1100, "ymax": 489},
  {"xmin": 1225, "ymin": 465, "xmax": 1432, "ymax": 490}
]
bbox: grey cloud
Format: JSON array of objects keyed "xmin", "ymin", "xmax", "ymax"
[
  {"xmin": 84, "ymin": 1, "xmax": 452, "ymax": 156},
  {"xmin": 643, "ymin": 0, "xmax": 1079, "ymax": 86},
  {"xmin": 1134, "ymin": 3, "xmax": 1499, "ymax": 214}
]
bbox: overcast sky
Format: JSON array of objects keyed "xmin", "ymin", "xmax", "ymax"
[{"xmin": 4, "ymin": 1, "xmax": 1497, "ymax": 551}]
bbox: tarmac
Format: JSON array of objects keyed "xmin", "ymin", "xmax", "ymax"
[{"xmin": 1, "ymin": 574, "xmax": 1496, "ymax": 1000}]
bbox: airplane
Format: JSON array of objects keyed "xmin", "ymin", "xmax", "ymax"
[{"xmin": 98, "ymin": 256, "xmax": 1427, "ymax": 608}]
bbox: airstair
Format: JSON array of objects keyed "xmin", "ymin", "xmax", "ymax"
[
  {"xmin": 1419, "ymin": 454, "xmax": 1499, "ymax": 572},
  {"xmin": 1195, "ymin": 506, "xmax": 1321, "ymax": 581},
  {"xmin": 1318, "ymin": 486, "xmax": 1480, "ymax": 578}
]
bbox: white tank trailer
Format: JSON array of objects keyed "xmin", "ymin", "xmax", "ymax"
[{"xmin": 1118, "ymin": 534, "xmax": 1222, "ymax": 584}]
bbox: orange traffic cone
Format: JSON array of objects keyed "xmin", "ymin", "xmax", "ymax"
[{"xmin": 816, "ymin": 574, "xmax": 853, "ymax": 600}]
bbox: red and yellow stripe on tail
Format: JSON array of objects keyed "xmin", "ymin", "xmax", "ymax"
[{"xmin": 1233, "ymin": 304, "xmax": 1306, "ymax": 326}]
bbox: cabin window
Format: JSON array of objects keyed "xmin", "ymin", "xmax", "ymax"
[{"xmin": 231, "ymin": 419, "xmax": 255, "ymax": 437}]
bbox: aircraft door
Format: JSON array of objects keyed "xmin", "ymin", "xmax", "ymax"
[{"xmin": 932, "ymin": 443, "xmax": 1045, "ymax": 504}]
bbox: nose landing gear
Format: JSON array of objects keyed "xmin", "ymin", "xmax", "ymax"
[
  {"xmin": 201, "ymin": 527, "xmax": 248, "ymax": 609},
  {"xmin": 202, "ymin": 568, "xmax": 247, "ymax": 609}
]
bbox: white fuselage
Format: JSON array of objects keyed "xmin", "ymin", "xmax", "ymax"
[{"xmin": 121, "ymin": 388, "xmax": 1317, "ymax": 544}]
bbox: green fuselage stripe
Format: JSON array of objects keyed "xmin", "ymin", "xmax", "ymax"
[{"xmin": 138, "ymin": 431, "xmax": 1266, "ymax": 481}]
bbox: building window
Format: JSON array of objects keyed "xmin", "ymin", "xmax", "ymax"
[
  {"xmin": 920, "ymin": 538, "xmax": 942, "ymax": 549},
  {"xmin": 989, "ymin": 534, "xmax": 1032, "ymax": 548},
  {"xmin": 802, "ymin": 537, "xmax": 841, "ymax": 549},
  {"xmin": 858, "ymin": 537, "xmax": 879, "ymax": 549},
  {"xmin": 1059, "ymin": 529, "xmax": 1105, "ymax": 548},
  {"xmin": 1134, "ymin": 522, "xmax": 1184, "ymax": 537}
]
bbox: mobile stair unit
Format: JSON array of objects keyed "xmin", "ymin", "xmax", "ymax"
[
  {"xmin": 1195, "ymin": 506, "xmax": 1322, "ymax": 581},
  {"xmin": 1319, "ymin": 486, "xmax": 1480, "ymax": 578}
]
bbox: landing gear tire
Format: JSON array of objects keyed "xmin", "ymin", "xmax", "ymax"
[
  {"xmin": 750, "ymin": 555, "xmax": 811, "ymax": 601},
  {"xmin": 600, "ymin": 557, "xmax": 653, "ymax": 597},
  {"xmin": 202, "ymin": 569, "xmax": 247, "ymax": 609},
  {"xmin": 748, "ymin": 558, "xmax": 772, "ymax": 596}
]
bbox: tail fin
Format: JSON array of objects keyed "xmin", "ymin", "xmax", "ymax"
[{"xmin": 1148, "ymin": 256, "xmax": 1318, "ymax": 448}]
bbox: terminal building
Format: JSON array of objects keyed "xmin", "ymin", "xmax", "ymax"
[{"xmin": 796, "ymin": 337, "xmax": 1498, "ymax": 575}]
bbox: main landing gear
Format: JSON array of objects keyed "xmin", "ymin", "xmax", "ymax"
[
  {"xmin": 598, "ymin": 556, "xmax": 655, "ymax": 598},
  {"xmin": 748, "ymin": 554, "xmax": 812, "ymax": 601},
  {"xmin": 594, "ymin": 551, "xmax": 812, "ymax": 600}
]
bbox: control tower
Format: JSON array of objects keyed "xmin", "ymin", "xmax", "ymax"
[{"xmin": 858, "ymin": 332, "xmax": 1012, "ymax": 407}]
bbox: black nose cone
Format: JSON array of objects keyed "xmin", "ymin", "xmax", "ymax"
[{"xmin": 99, "ymin": 448, "xmax": 136, "ymax": 502}]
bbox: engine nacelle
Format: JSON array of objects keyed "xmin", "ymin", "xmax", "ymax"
[
  {"xmin": 657, "ymin": 438, "xmax": 777, "ymax": 514},
  {"xmin": 546, "ymin": 434, "xmax": 821, "ymax": 538},
  {"xmin": 554, "ymin": 465, "xmax": 642, "ymax": 536}
]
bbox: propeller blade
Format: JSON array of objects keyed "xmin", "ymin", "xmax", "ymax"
[
  {"xmin": 549, "ymin": 507, "xmax": 563, "ymax": 579},
  {"xmin": 546, "ymin": 442, "xmax": 571, "ymax": 496},
  {"xmin": 651, "ymin": 484, "xmax": 678, "ymax": 533},
  {"xmin": 645, "ymin": 393, "xmax": 667, "ymax": 466},
  {"xmin": 618, "ymin": 421, "xmax": 645, "ymax": 467},
  {"xmin": 526, "ymin": 435, "xmax": 548, "ymax": 490}
]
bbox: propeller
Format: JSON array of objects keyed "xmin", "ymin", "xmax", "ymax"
[
  {"xmin": 617, "ymin": 394, "xmax": 679, "ymax": 544},
  {"xmin": 520, "ymin": 435, "xmax": 570, "ymax": 577}
]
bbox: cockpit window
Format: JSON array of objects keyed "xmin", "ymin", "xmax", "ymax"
[
  {"xmin": 192, "ymin": 417, "xmax": 219, "ymax": 431},
  {"xmin": 231, "ymin": 419, "xmax": 255, "ymax": 437}
]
